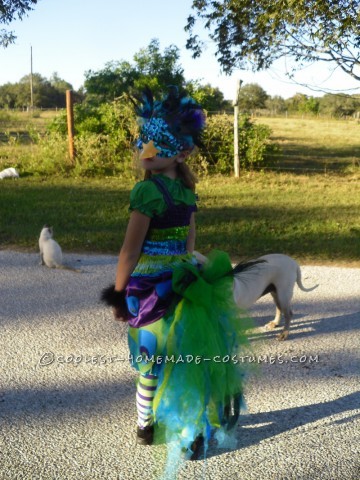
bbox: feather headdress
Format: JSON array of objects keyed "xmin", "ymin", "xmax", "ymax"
[{"xmin": 131, "ymin": 86, "xmax": 206, "ymax": 157}]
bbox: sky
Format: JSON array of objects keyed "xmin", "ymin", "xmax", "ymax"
[{"xmin": 1, "ymin": 0, "xmax": 360, "ymax": 101}]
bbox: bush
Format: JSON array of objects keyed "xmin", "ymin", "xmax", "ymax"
[
  {"xmin": 47, "ymin": 97, "xmax": 139, "ymax": 176},
  {"xmin": 192, "ymin": 113, "xmax": 278, "ymax": 174},
  {"xmin": 0, "ymin": 131, "xmax": 70, "ymax": 177},
  {"xmin": 42, "ymin": 100, "xmax": 277, "ymax": 177}
]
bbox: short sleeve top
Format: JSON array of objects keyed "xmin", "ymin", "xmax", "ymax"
[{"xmin": 129, "ymin": 174, "xmax": 197, "ymax": 218}]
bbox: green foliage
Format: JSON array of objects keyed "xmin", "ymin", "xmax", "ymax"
[
  {"xmin": 0, "ymin": 72, "xmax": 78, "ymax": 108},
  {"xmin": 265, "ymin": 96, "xmax": 287, "ymax": 114},
  {"xmin": 37, "ymin": 97, "xmax": 276, "ymax": 176},
  {"xmin": 285, "ymin": 94, "xmax": 320, "ymax": 115},
  {"xmin": 0, "ymin": 109, "xmax": 13, "ymax": 123},
  {"xmin": 0, "ymin": 131, "xmax": 70, "ymax": 176},
  {"xmin": 0, "ymin": 0, "xmax": 38, "ymax": 47},
  {"xmin": 3, "ymin": 110, "xmax": 360, "ymax": 181},
  {"xmin": 318, "ymin": 94, "xmax": 360, "ymax": 117},
  {"xmin": 84, "ymin": 39, "xmax": 185, "ymax": 105},
  {"xmin": 186, "ymin": 1, "xmax": 360, "ymax": 82},
  {"xmin": 47, "ymin": 97, "xmax": 139, "ymax": 176},
  {"xmin": 237, "ymin": 83, "xmax": 268, "ymax": 112},
  {"xmin": 194, "ymin": 114, "xmax": 277, "ymax": 173},
  {"xmin": 185, "ymin": 81, "xmax": 231, "ymax": 112}
]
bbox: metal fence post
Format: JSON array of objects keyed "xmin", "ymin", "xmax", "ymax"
[
  {"xmin": 233, "ymin": 80, "xmax": 242, "ymax": 177},
  {"xmin": 66, "ymin": 90, "xmax": 75, "ymax": 162}
]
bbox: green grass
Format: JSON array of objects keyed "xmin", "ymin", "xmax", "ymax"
[
  {"xmin": 0, "ymin": 109, "xmax": 60, "ymax": 132},
  {"xmin": 0, "ymin": 113, "xmax": 359, "ymax": 264},
  {"xmin": 255, "ymin": 116, "xmax": 360, "ymax": 172},
  {"xmin": 1, "ymin": 173, "xmax": 359, "ymax": 264},
  {"xmin": 0, "ymin": 109, "xmax": 61, "ymax": 152}
]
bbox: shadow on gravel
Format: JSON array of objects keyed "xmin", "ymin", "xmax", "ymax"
[
  {"xmin": 0, "ymin": 379, "xmax": 134, "ymax": 421},
  {"xmin": 207, "ymin": 391, "xmax": 360, "ymax": 459},
  {"xmin": 248, "ymin": 311, "xmax": 360, "ymax": 342}
]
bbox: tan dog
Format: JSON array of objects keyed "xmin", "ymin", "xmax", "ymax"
[{"xmin": 194, "ymin": 252, "xmax": 318, "ymax": 340}]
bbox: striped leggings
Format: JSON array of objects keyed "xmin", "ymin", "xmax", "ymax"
[{"xmin": 136, "ymin": 373, "xmax": 158, "ymax": 428}]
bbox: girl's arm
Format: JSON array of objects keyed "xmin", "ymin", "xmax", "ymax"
[
  {"xmin": 186, "ymin": 212, "xmax": 196, "ymax": 253},
  {"xmin": 115, "ymin": 210, "xmax": 151, "ymax": 291}
]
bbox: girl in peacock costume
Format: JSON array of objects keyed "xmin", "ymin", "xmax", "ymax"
[{"xmin": 101, "ymin": 87, "xmax": 252, "ymax": 468}]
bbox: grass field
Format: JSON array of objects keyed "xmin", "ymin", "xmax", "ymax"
[
  {"xmin": 0, "ymin": 109, "xmax": 57, "ymax": 132},
  {"xmin": 0, "ymin": 173, "xmax": 359, "ymax": 265},
  {"xmin": 255, "ymin": 116, "xmax": 360, "ymax": 172},
  {"xmin": 0, "ymin": 111, "xmax": 359, "ymax": 264}
]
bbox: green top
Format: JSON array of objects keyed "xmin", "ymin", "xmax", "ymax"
[{"xmin": 129, "ymin": 174, "xmax": 197, "ymax": 218}]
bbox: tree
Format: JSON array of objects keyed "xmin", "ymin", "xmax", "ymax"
[
  {"xmin": 186, "ymin": 81, "xmax": 232, "ymax": 111},
  {"xmin": 185, "ymin": 1, "xmax": 360, "ymax": 82},
  {"xmin": 84, "ymin": 39, "xmax": 186, "ymax": 104},
  {"xmin": 50, "ymin": 72, "xmax": 73, "ymax": 94},
  {"xmin": 133, "ymin": 39, "xmax": 185, "ymax": 91},
  {"xmin": 265, "ymin": 96, "xmax": 287, "ymax": 114},
  {"xmin": 237, "ymin": 83, "xmax": 268, "ymax": 112},
  {"xmin": 0, "ymin": 0, "xmax": 37, "ymax": 47},
  {"xmin": 318, "ymin": 94, "xmax": 359, "ymax": 116},
  {"xmin": 285, "ymin": 93, "xmax": 320, "ymax": 114},
  {"xmin": 285, "ymin": 93, "xmax": 309, "ymax": 113},
  {"xmin": 0, "ymin": 73, "xmax": 76, "ymax": 108}
]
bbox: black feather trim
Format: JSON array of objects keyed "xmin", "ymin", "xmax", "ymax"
[
  {"xmin": 100, "ymin": 285, "xmax": 129, "ymax": 321},
  {"xmin": 231, "ymin": 259, "xmax": 267, "ymax": 275},
  {"xmin": 100, "ymin": 285, "xmax": 126, "ymax": 308}
]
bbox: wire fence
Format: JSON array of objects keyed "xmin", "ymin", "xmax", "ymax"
[
  {"xmin": 2, "ymin": 107, "xmax": 360, "ymax": 119},
  {"xmin": 1, "ymin": 108, "xmax": 359, "ymax": 175}
]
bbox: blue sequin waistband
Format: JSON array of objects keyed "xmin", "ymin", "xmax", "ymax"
[{"xmin": 142, "ymin": 239, "xmax": 187, "ymax": 256}]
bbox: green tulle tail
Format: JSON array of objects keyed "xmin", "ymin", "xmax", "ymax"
[{"xmin": 153, "ymin": 250, "xmax": 254, "ymax": 453}]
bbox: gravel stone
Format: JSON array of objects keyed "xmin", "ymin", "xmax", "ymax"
[{"xmin": 0, "ymin": 251, "xmax": 359, "ymax": 480}]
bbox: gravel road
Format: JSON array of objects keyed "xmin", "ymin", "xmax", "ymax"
[{"xmin": 0, "ymin": 250, "xmax": 359, "ymax": 480}]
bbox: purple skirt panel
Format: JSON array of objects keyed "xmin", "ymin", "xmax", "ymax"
[{"xmin": 126, "ymin": 271, "xmax": 176, "ymax": 328}]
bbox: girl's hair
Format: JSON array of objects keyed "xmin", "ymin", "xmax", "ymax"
[{"xmin": 143, "ymin": 161, "xmax": 198, "ymax": 191}]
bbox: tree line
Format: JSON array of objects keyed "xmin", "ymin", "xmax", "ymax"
[
  {"xmin": 1, "ymin": 38, "xmax": 359, "ymax": 118},
  {"xmin": 237, "ymin": 83, "xmax": 360, "ymax": 117},
  {"xmin": 0, "ymin": 39, "xmax": 230, "ymax": 112},
  {"xmin": 0, "ymin": 72, "xmax": 82, "ymax": 109}
]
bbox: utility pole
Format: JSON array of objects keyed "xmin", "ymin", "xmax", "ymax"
[
  {"xmin": 233, "ymin": 79, "xmax": 243, "ymax": 177},
  {"xmin": 30, "ymin": 45, "xmax": 34, "ymax": 111}
]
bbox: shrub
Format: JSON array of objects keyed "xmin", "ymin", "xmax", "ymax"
[
  {"xmin": 192, "ymin": 113, "xmax": 278, "ymax": 174},
  {"xmin": 0, "ymin": 131, "xmax": 70, "ymax": 177},
  {"xmin": 47, "ymin": 97, "xmax": 139, "ymax": 177},
  {"xmin": 42, "ymin": 100, "xmax": 277, "ymax": 176}
]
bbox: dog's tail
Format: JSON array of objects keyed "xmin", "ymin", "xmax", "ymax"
[{"xmin": 296, "ymin": 265, "xmax": 318, "ymax": 292}]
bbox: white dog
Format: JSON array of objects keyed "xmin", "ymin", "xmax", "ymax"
[{"xmin": 194, "ymin": 252, "xmax": 318, "ymax": 341}]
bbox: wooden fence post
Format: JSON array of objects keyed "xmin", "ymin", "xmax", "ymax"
[{"xmin": 66, "ymin": 90, "xmax": 75, "ymax": 162}]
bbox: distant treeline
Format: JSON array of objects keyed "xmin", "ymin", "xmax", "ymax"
[
  {"xmin": 0, "ymin": 72, "xmax": 84, "ymax": 109},
  {"xmin": 1, "ymin": 75, "xmax": 359, "ymax": 119},
  {"xmin": 1, "ymin": 39, "xmax": 359, "ymax": 118}
]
